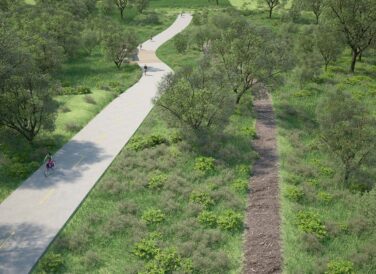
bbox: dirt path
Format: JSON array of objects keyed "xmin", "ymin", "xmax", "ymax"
[{"xmin": 244, "ymin": 91, "xmax": 282, "ymax": 274}]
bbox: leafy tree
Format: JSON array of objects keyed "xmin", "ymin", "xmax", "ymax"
[
  {"xmin": 258, "ymin": 0, "xmax": 284, "ymax": 18},
  {"xmin": 114, "ymin": 0, "xmax": 130, "ymax": 19},
  {"xmin": 103, "ymin": 28, "xmax": 138, "ymax": 69},
  {"xmin": 316, "ymin": 90, "xmax": 376, "ymax": 185},
  {"xmin": 174, "ymin": 34, "xmax": 189, "ymax": 54},
  {"xmin": 81, "ymin": 29, "xmax": 98, "ymax": 55},
  {"xmin": 154, "ymin": 60, "xmax": 233, "ymax": 131},
  {"xmin": 135, "ymin": 0, "xmax": 148, "ymax": 13},
  {"xmin": 302, "ymin": 0, "xmax": 326, "ymax": 24},
  {"xmin": 214, "ymin": 23, "xmax": 293, "ymax": 103},
  {"xmin": 327, "ymin": 0, "xmax": 376, "ymax": 72},
  {"xmin": 314, "ymin": 25, "xmax": 343, "ymax": 70}
]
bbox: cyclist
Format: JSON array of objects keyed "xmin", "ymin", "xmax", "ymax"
[
  {"xmin": 144, "ymin": 65, "xmax": 148, "ymax": 75},
  {"xmin": 44, "ymin": 152, "xmax": 55, "ymax": 176}
]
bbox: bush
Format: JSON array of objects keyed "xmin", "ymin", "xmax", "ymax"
[
  {"xmin": 297, "ymin": 211, "xmax": 327, "ymax": 238},
  {"xmin": 174, "ymin": 34, "xmax": 189, "ymax": 53},
  {"xmin": 84, "ymin": 95, "xmax": 96, "ymax": 105},
  {"xmin": 148, "ymin": 173, "xmax": 168, "ymax": 190},
  {"xmin": 59, "ymin": 86, "xmax": 91, "ymax": 95},
  {"xmin": 231, "ymin": 179, "xmax": 249, "ymax": 193},
  {"xmin": 235, "ymin": 164, "xmax": 251, "ymax": 178},
  {"xmin": 65, "ymin": 122, "xmax": 81, "ymax": 133},
  {"xmin": 143, "ymin": 248, "xmax": 182, "ymax": 273},
  {"xmin": 194, "ymin": 157, "xmax": 215, "ymax": 172},
  {"xmin": 285, "ymin": 186, "xmax": 304, "ymax": 202},
  {"xmin": 83, "ymin": 251, "xmax": 101, "ymax": 268},
  {"xmin": 39, "ymin": 253, "xmax": 64, "ymax": 273},
  {"xmin": 240, "ymin": 126, "xmax": 257, "ymax": 138},
  {"xmin": 60, "ymin": 106, "xmax": 71, "ymax": 113},
  {"xmin": 133, "ymin": 235, "xmax": 160, "ymax": 260},
  {"xmin": 325, "ymin": 259, "xmax": 354, "ymax": 274},
  {"xmin": 129, "ymin": 135, "xmax": 169, "ymax": 151},
  {"xmin": 6, "ymin": 161, "xmax": 39, "ymax": 178},
  {"xmin": 198, "ymin": 211, "xmax": 217, "ymax": 228},
  {"xmin": 142, "ymin": 209, "xmax": 166, "ymax": 225},
  {"xmin": 190, "ymin": 191, "xmax": 214, "ymax": 208},
  {"xmin": 217, "ymin": 210, "xmax": 243, "ymax": 231},
  {"xmin": 317, "ymin": 191, "xmax": 333, "ymax": 203},
  {"xmin": 143, "ymin": 12, "xmax": 160, "ymax": 24}
]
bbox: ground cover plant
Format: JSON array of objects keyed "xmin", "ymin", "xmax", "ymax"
[
  {"xmin": 33, "ymin": 6, "xmax": 261, "ymax": 274},
  {"xmin": 0, "ymin": 0, "xmax": 176, "ymax": 201}
]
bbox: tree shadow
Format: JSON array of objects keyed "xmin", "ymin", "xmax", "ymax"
[
  {"xmin": 0, "ymin": 223, "xmax": 51, "ymax": 273},
  {"xmin": 19, "ymin": 139, "xmax": 111, "ymax": 190}
]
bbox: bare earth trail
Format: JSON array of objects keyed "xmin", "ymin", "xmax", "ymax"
[
  {"xmin": 0, "ymin": 14, "xmax": 192, "ymax": 274},
  {"xmin": 244, "ymin": 92, "xmax": 282, "ymax": 274}
]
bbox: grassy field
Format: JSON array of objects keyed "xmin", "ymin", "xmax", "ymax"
[
  {"xmin": 0, "ymin": 5, "xmax": 176, "ymax": 202},
  {"xmin": 33, "ymin": 6, "xmax": 259, "ymax": 274}
]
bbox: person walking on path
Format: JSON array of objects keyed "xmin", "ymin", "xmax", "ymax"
[{"xmin": 144, "ymin": 65, "xmax": 148, "ymax": 75}]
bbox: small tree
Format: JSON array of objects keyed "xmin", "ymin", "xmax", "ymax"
[
  {"xmin": 258, "ymin": 0, "xmax": 284, "ymax": 18},
  {"xmin": 174, "ymin": 34, "xmax": 188, "ymax": 54},
  {"xmin": 154, "ymin": 61, "xmax": 233, "ymax": 131},
  {"xmin": 114, "ymin": 0, "xmax": 130, "ymax": 19},
  {"xmin": 302, "ymin": 0, "xmax": 326, "ymax": 24},
  {"xmin": 316, "ymin": 90, "xmax": 376, "ymax": 185},
  {"xmin": 81, "ymin": 29, "xmax": 98, "ymax": 55},
  {"xmin": 327, "ymin": 0, "xmax": 376, "ymax": 72},
  {"xmin": 103, "ymin": 29, "xmax": 138, "ymax": 69},
  {"xmin": 135, "ymin": 0, "xmax": 149, "ymax": 13},
  {"xmin": 315, "ymin": 25, "xmax": 343, "ymax": 70}
]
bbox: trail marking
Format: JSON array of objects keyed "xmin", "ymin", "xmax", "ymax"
[{"xmin": 39, "ymin": 189, "xmax": 56, "ymax": 205}]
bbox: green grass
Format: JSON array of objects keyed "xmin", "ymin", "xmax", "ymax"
[{"xmin": 33, "ymin": 6, "xmax": 259, "ymax": 274}]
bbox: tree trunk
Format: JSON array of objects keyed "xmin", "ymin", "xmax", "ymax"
[
  {"xmin": 358, "ymin": 50, "xmax": 363, "ymax": 61},
  {"xmin": 350, "ymin": 49, "xmax": 359, "ymax": 73},
  {"xmin": 315, "ymin": 14, "xmax": 319, "ymax": 24},
  {"xmin": 269, "ymin": 8, "xmax": 273, "ymax": 18},
  {"xmin": 120, "ymin": 8, "xmax": 124, "ymax": 19}
]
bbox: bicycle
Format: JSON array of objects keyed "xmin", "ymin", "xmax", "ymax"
[{"xmin": 44, "ymin": 160, "xmax": 56, "ymax": 177}]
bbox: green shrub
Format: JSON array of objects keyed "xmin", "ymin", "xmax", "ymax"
[
  {"xmin": 148, "ymin": 173, "xmax": 168, "ymax": 190},
  {"xmin": 285, "ymin": 186, "xmax": 304, "ymax": 202},
  {"xmin": 320, "ymin": 166, "xmax": 335, "ymax": 177},
  {"xmin": 83, "ymin": 250, "xmax": 101, "ymax": 268},
  {"xmin": 235, "ymin": 164, "xmax": 251, "ymax": 177},
  {"xmin": 240, "ymin": 126, "xmax": 257, "ymax": 138},
  {"xmin": 231, "ymin": 179, "xmax": 249, "ymax": 193},
  {"xmin": 39, "ymin": 253, "xmax": 64, "ymax": 273},
  {"xmin": 84, "ymin": 95, "xmax": 96, "ymax": 105},
  {"xmin": 129, "ymin": 135, "xmax": 169, "ymax": 151},
  {"xmin": 6, "ymin": 161, "xmax": 39, "ymax": 178},
  {"xmin": 297, "ymin": 211, "xmax": 327, "ymax": 238},
  {"xmin": 142, "ymin": 209, "xmax": 166, "ymax": 225},
  {"xmin": 194, "ymin": 157, "xmax": 215, "ymax": 172},
  {"xmin": 217, "ymin": 210, "xmax": 243, "ymax": 231},
  {"xmin": 174, "ymin": 34, "xmax": 189, "ymax": 53},
  {"xmin": 317, "ymin": 191, "xmax": 333, "ymax": 203},
  {"xmin": 59, "ymin": 86, "xmax": 91, "ymax": 95},
  {"xmin": 190, "ymin": 191, "xmax": 214, "ymax": 208},
  {"xmin": 169, "ymin": 131, "xmax": 182, "ymax": 143},
  {"xmin": 76, "ymin": 86, "xmax": 91, "ymax": 95},
  {"xmin": 133, "ymin": 235, "xmax": 160, "ymax": 260},
  {"xmin": 325, "ymin": 259, "xmax": 354, "ymax": 274},
  {"xmin": 143, "ymin": 248, "xmax": 182, "ymax": 273},
  {"xmin": 65, "ymin": 122, "xmax": 81, "ymax": 133},
  {"xmin": 198, "ymin": 211, "xmax": 217, "ymax": 228},
  {"xmin": 143, "ymin": 12, "xmax": 160, "ymax": 24}
]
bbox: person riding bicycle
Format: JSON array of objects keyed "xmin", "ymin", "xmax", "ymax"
[
  {"xmin": 44, "ymin": 152, "xmax": 55, "ymax": 169},
  {"xmin": 144, "ymin": 64, "xmax": 148, "ymax": 75}
]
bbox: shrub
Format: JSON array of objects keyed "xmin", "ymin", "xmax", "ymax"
[
  {"xmin": 301, "ymin": 233, "xmax": 323, "ymax": 253},
  {"xmin": 317, "ymin": 191, "xmax": 333, "ymax": 203},
  {"xmin": 143, "ymin": 13, "xmax": 160, "ymax": 24},
  {"xmin": 190, "ymin": 191, "xmax": 214, "ymax": 208},
  {"xmin": 194, "ymin": 157, "xmax": 215, "ymax": 172},
  {"xmin": 174, "ymin": 34, "xmax": 189, "ymax": 53},
  {"xmin": 60, "ymin": 106, "xmax": 71, "ymax": 113},
  {"xmin": 76, "ymin": 86, "xmax": 91, "ymax": 95},
  {"xmin": 297, "ymin": 211, "xmax": 327, "ymax": 238},
  {"xmin": 241, "ymin": 126, "xmax": 257, "ymax": 138},
  {"xmin": 235, "ymin": 164, "xmax": 251, "ymax": 177},
  {"xmin": 143, "ymin": 248, "xmax": 182, "ymax": 273},
  {"xmin": 83, "ymin": 250, "xmax": 101, "ymax": 268},
  {"xmin": 148, "ymin": 173, "xmax": 168, "ymax": 190},
  {"xmin": 129, "ymin": 134, "xmax": 169, "ymax": 151},
  {"xmin": 285, "ymin": 173, "xmax": 303, "ymax": 185},
  {"xmin": 231, "ymin": 179, "xmax": 249, "ymax": 193},
  {"xmin": 198, "ymin": 211, "xmax": 217, "ymax": 228},
  {"xmin": 325, "ymin": 259, "xmax": 354, "ymax": 274},
  {"xmin": 133, "ymin": 235, "xmax": 160, "ymax": 260},
  {"xmin": 6, "ymin": 161, "xmax": 39, "ymax": 178},
  {"xmin": 65, "ymin": 122, "xmax": 81, "ymax": 133},
  {"xmin": 84, "ymin": 95, "xmax": 96, "ymax": 105},
  {"xmin": 320, "ymin": 166, "xmax": 335, "ymax": 177},
  {"xmin": 39, "ymin": 253, "xmax": 64, "ymax": 273},
  {"xmin": 142, "ymin": 209, "xmax": 165, "ymax": 225},
  {"xmin": 59, "ymin": 86, "xmax": 91, "ymax": 95},
  {"xmin": 217, "ymin": 210, "xmax": 243, "ymax": 231},
  {"xmin": 285, "ymin": 186, "xmax": 304, "ymax": 202}
]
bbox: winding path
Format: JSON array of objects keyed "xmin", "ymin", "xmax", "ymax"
[{"xmin": 0, "ymin": 13, "xmax": 192, "ymax": 274}]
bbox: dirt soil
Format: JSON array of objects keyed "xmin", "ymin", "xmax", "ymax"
[{"xmin": 244, "ymin": 91, "xmax": 282, "ymax": 274}]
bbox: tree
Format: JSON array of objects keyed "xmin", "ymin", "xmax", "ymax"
[
  {"xmin": 316, "ymin": 90, "xmax": 376, "ymax": 185},
  {"xmin": 327, "ymin": 0, "xmax": 376, "ymax": 72},
  {"xmin": 81, "ymin": 29, "xmax": 98, "ymax": 55},
  {"xmin": 135, "ymin": 0, "xmax": 148, "ymax": 13},
  {"xmin": 114, "ymin": 0, "xmax": 130, "ymax": 19},
  {"xmin": 103, "ymin": 29, "xmax": 138, "ymax": 69},
  {"xmin": 154, "ymin": 60, "xmax": 233, "ymax": 131},
  {"xmin": 302, "ymin": 0, "xmax": 325, "ymax": 24},
  {"xmin": 315, "ymin": 25, "xmax": 343, "ymax": 70},
  {"xmin": 258, "ymin": 0, "xmax": 284, "ymax": 18},
  {"xmin": 213, "ymin": 24, "xmax": 293, "ymax": 103}
]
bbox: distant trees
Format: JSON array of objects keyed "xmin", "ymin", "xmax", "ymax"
[
  {"xmin": 114, "ymin": 0, "xmax": 130, "ymax": 19},
  {"xmin": 258, "ymin": 0, "xmax": 284, "ymax": 18},
  {"xmin": 135, "ymin": 0, "xmax": 149, "ymax": 13},
  {"xmin": 317, "ymin": 90, "xmax": 376, "ymax": 185},
  {"xmin": 302, "ymin": 0, "xmax": 325, "ymax": 24},
  {"xmin": 103, "ymin": 29, "xmax": 138, "ymax": 69}
]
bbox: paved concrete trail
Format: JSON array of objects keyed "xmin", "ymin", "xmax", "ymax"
[{"xmin": 0, "ymin": 13, "xmax": 192, "ymax": 274}]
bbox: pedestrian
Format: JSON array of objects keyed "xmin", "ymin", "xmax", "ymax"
[
  {"xmin": 139, "ymin": 44, "xmax": 142, "ymax": 50},
  {"xmin": 144, "ymin": 65, "xmax": 148, "ymax": 75},
  {"xmin": 150, "ymin": 35, "xmax": 153, "ymax": 41}
]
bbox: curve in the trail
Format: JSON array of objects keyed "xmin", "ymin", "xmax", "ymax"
[{"xmin": 0, "ymin": 13, "xmax": 192, "ymax": 274}]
